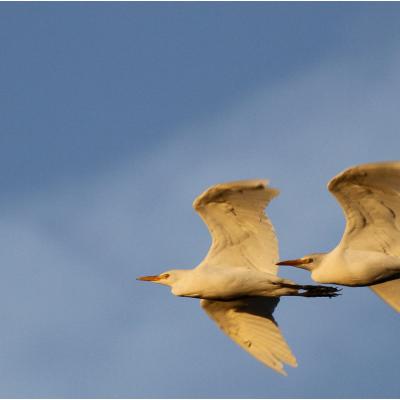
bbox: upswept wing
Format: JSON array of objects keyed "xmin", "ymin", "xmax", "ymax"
[
  {"xmin": 193, "ymin": 180, "xmax": 279, "ymax": 274},
  {"xmin": 201, "ymin": 297, "xmax": 297, "ymax": 375},
  {"xmin": 328, "ymin": 161, "xmax": 400, "ymax": 255}
]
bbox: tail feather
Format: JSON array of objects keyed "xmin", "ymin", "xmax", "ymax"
[{"xmin": 370, "ymin": 279, "xmax": 400, "ymax": 313}]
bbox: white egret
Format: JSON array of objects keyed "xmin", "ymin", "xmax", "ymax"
[
  {"xmin": 138, "ymin": 180, "xmax": 339, "ymax": 375},
  {"xmin": 278, "ymin": 161, "xmax": 400, "ymax": 313}
]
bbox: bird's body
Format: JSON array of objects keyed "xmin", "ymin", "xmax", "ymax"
[
  {"xmin": 310, "ymin": 248, "xmax": 400, "ymax": 287},
  {"xmin": 170, "ymin": 266, "xmax": 308, "ymax": 300},
  {"xmin": 138, "ymin": 179, "xmax": 339, "ymax": 375},
  {"xmin": 278, "ymin": 161, "xmax": 400, "ymax": 312}
]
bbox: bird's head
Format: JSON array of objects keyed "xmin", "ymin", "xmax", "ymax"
[
  {"xmin": 136, "ymin": 269, "xmax": 184, "ymax": 287},
  {"xmin": 276, "ymin": 253, "xmax": 325, "ymax": 271}
]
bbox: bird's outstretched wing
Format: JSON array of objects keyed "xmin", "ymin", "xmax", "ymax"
[
  {"xmin": 328, "ymin": 161, "xmax": 400, "ymax": 255},
  {"xmin": 328, "ymin": 162, "xmax": 400, "ymax": 313},
  {"xmin": 193, "ymin": 180, "xmax": 279, "ymax": 274},
  {"xmin": 370, "ymin": 279, "xmax": 400, "ymax": 313},
  {"xmin": 201, "ymin": 297, "xmax": 297, "ymax": 375}
]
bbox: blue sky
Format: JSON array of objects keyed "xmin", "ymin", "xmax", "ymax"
[{"xmin": 1, "ymin": 3, "xmax": 400, "ymax": 398}]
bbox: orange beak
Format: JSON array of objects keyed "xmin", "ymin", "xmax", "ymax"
[
  {"xmin": 276, "ymin": 257, "xmax": 312, "ymax": 266},
  {"xmin": 136, "ymin": 275, "xmax": 162, "ymax": 282}
]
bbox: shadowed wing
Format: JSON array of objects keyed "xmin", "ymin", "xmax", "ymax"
[
  {"xmin": 193, "ymin": 179, "xmax": 279, "ymax": 274},
  {"xmin": 328, "ymin": 162, "xmax": 400, "ymax": 312},
  {"xmin": 201, "ymin": 297, "xmax": 297, "ymax": 375},
  {"xmin": 370, "ymin": 279, "xmax": 400, "ymax": 313},
  {"xmin": 328, "ymin": 161, "xmax": 400, "ymax": 255}
]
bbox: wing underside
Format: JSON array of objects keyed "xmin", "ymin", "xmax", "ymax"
[
  {"xmin": 201, "ymin": 297, "xmax": 297, "ymax": 375},
  {"xmin": 193, "ymin": 180, "xmax": 280, "ymax": 274},
  {"xmin": 370, "ymin": 279, "xmax": 400, "ymax": 313},
  {"xmin": 328, "ymin": 161, "xmax": 400, "ymax": 255}
]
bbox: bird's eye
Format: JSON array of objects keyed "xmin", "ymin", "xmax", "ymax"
[{"xmin": 161, "ymin": 273, "xmax": 170, "ymax": 279}]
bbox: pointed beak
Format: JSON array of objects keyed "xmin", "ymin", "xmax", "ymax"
[
  {"xmin": 276, "ymin": 258, "xmax": 311, "ymax": 266},
  {"xmin": 136, "ymin": 275, "xmax": 162, "ymax": 282}
]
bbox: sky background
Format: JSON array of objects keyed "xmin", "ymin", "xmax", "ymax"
[{"xmin": 1, "ymin": 2, "xmax": 400, "ymax": 398}]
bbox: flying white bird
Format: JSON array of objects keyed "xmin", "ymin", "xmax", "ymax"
[
  {"xmin": 278, "ymin": 161, "xmax": 400, "ymax": 313},
  {"xmin": 138, "ymin": 180, "xmax": 339, "ymax": 375}
]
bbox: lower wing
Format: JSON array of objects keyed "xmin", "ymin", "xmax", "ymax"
[
  {"xmin": 201, "ymin": 297, "xmax": 297, "ymax": 375},
  {"xmin": 370, "ymin": 279, "xmax": 400, "ymax": 313}
]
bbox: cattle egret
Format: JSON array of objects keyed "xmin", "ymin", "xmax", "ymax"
[
  {"xmin": 138, "ymin": 180, "xmax": 339, "ymax": 375},
  {"xmin": 278, "ymin": 161, "xmax": 400, "ymax": 313}
]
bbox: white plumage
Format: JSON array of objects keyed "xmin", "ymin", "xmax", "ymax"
[
  {"xmin": 278, "ymin": 161, "xmax": 400, "ymax": 313},
  {"xmin": 138, "ymin": 179, "xmax": 338, "ymax": 375}
]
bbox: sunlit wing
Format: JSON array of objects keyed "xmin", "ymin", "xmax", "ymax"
[
  {"xmin": 193, "ymin": 179, "xmax": 279, "ymax": 274},
  {"xmin": 328, "ymin": 162, "xmax": 400, "ymax": 311},
  {"xmin": 328, "ymin": 161, "xmax": 400, "ymax": 255},
  {"xmin": 201, "ymin": 297, "xmax": 297, "ymax": 375},
  {"xmin": 370, "ymin": 279, "xmax": 400, "ymax": 313}
]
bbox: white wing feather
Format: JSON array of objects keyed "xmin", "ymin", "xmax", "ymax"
[
  {"xmin": 328, "ymin": 162, "xmax": 400, "ymax": 311},
  {"xmin": 193, "ymin": 179, "xmax": 279, "ymax": 274},
  {"xmin": 201, "ymin": 297, "xmax": 297, "ymax": 375},
  {"xmin": 328, "ymin": 161, "xmax": 400, "ymax": 255}
]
